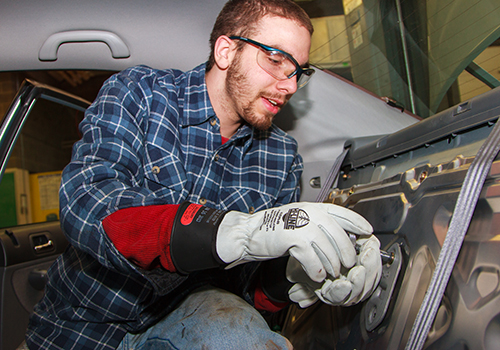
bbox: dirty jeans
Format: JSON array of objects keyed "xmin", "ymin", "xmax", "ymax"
[{"xmin": 117, "ymin": 286, "xmax": 293, "ymax": 350}]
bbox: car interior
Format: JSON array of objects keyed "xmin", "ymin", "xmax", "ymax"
[{"xmin": 0, "ymin": 0, "xmax": 499, "ymax": 349}]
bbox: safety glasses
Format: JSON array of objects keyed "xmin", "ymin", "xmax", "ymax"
[{"xmin": 229, "ymin": 36, "xmax": 315, "ymax": 88}]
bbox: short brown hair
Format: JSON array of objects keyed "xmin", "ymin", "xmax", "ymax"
[{"xmin": 206, "ymin": 0, "xmax": 313, "ymax": 71}]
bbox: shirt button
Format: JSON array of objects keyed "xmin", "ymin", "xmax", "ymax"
[
  {"xmin": 210, "ymin": 118, "xmax": 217, "ymax": 126},
  {"xmin": 214, "ymin": 154, "xmax": 220, "ymax": 162},
  {"xmin": 152, "ymin": 166, "xmax": 160, "ymax": 174},
  {"xmin": 199, "ymin": 198, "xmax": 207, "ymax": 205},
  {"xmin": 249, "ymin": 207, "xmax": 255, "ymax": 214}
]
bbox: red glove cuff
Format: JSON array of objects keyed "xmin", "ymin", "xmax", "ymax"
[{"xmin": 254, "ymin": 283, "xmax": 289, "ymax": 313}]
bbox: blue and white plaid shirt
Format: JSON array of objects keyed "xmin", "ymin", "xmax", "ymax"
[{"xmin": 27, "ymin": 64, "xmax": 303, "ymax": 350}]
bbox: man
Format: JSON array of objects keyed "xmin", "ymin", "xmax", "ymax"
[{"xmin": 26, "ymin": 0, "xmax": 382, "ymax": 349}]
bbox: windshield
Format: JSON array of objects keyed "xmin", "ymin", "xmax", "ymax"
[{"xmin": 298, "ymin": 0, "xmax": 500, "ymax": 118}]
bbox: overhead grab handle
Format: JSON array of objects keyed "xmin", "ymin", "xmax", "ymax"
[{"xmin": 39, "ymin": 30, "xmax": 130, "ymax": 61}]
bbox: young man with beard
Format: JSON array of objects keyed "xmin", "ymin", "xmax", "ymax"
[{"xmin": 26, "ymin": 0, "xmax": 382, "ymax": 349}]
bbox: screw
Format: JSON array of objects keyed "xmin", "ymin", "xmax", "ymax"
[{"xmin": 419, "ymin": 171, "xmax": 428, "ymax": 183}]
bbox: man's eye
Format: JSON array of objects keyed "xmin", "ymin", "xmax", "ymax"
[{"xmin": 266, "ymin": 52, "xmax": 286, "ymax": 65}]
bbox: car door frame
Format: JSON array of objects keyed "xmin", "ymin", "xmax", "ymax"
[{"xmin": 0, "ymin": 79, "xmax": 90, "ymax": 350}]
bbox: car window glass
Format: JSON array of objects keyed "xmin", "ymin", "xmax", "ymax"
[
  {"xmin": 0, "ymin": 98, "xmax": 84, "ymax": 227},
  {"xmin": 298, "ymin": 0, "xmax": 500, "ymax": 118},
  {"xmin": 0, "ymin": 71, "xmax": 113, "ymax": 229}
]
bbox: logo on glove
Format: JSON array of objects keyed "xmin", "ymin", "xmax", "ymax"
[{"xmin": 283, "ymin": 208, "xmax": 310, "ymax": 230}]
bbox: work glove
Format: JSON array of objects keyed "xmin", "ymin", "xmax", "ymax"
[
  {"xmin": 286, "ymin": 235, "xmax": 382, "ymax": 308},
  {"xmin": 170, "ymin": 201, "xmax": 373, "ymax": 284}
]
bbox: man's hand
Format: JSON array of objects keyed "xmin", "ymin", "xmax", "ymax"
[
  {"xmin": 216, "ymin": 202, "xmax": 372, "ymax": 282},
  {"xmin": 170, "ymin": 201, "xmax": 375, "ymax": 284},
  {"xmin": 286, "ymin": 235, "xmax": 382, "ymax": 308}
]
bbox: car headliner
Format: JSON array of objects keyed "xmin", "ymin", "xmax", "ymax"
[
  {"xmin": 0, "ymin": 0, "xmax": 226, "ymax": 72},
  {"xmin": 0, "ymin": 0, "xmax": 419, "ymax": 201}
]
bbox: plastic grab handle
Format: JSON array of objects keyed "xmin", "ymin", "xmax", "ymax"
[{"xmin": 39, "ymin": 30, "xmax": 130, "ymax": 61}]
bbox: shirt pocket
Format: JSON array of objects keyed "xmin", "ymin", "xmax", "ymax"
[
  {"xmin": 219, "ymin": 187, "xmax": 276, "ymax": 213},
  {"xmin": 143, "ymin": 143, "xmax": 191, "ymax": 199}
]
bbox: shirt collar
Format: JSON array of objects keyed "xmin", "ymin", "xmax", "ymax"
[
  {"xmin": 179, "ymin": 63, "xmax": 216, "ymax": 127},
  {"xmin": 180, "ymin": 63, "xmax": 255, "ymax": 144}
]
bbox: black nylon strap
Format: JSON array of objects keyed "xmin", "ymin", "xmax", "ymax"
[{"xmin": 170, "ymin": 201, "xmax": 228, "ymax": 274}]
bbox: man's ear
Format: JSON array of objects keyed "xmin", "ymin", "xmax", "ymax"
[{"xmin": 213, "ymin": 35, "xmax": 237, "ymax": 70}]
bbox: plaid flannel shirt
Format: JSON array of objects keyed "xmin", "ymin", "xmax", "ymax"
[{"xmin": 26, "ymin": 64, "xmax": 303, "ymax": 350}]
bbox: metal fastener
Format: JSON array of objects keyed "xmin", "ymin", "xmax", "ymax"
[{"xmin": 419, "ymin": 171, "xmax": 427, "ymax": 183}]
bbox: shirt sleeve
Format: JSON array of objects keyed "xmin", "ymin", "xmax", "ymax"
[
  {"xmin": 59, "ymin": 67, "xmax": 181, "ymax": 274},
  {"xmin": 102, "ymin": 204, "xmax": 179, "ymax": 271},
  {"xmin": 104, "ymin": 204, "xmax": 288, "ymax": 313}
]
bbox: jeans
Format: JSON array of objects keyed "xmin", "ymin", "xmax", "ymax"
[{"xmin": 117, "ymin": 286, "xmax": 293, "ymax": 350}]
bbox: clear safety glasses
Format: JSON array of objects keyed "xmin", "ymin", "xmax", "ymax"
[{"xmin": 229, "ymin": 36, "xmax": 315, "ymax": 89}]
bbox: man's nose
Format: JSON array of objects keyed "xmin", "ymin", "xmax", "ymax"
[{"xmin": 276, "ymin": 76, "xmax": 298, "ymax": 95}]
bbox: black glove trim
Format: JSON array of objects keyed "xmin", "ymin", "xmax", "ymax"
[
  {"xmin": 259, "ymin": 257, "xmax": 294, "ymax": 303},
  {"xmin": 170, "ymin": 201, "xmax": 228, "ymax": 274}
]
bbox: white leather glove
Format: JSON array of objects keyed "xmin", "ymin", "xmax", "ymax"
[
  {"xmin": 216, "ymin": 202, "xmax": 373, "ymax": 282},
  {"xmin": 286, "ymin": 235, "xmax": 382, "ymax": 308}
]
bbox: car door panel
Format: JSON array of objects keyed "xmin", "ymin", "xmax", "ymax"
[
  {"xmin": 0, "ymin": 222, "xmax": 68, "ymax": 350},
  {"xmin": 282, "ymin": 87, "xmax": 500, "ymax": 350}
]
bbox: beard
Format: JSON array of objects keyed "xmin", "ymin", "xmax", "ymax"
[{"xmin": 225, "ymin": 54, "xmax": 276, "ymax": 131}]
